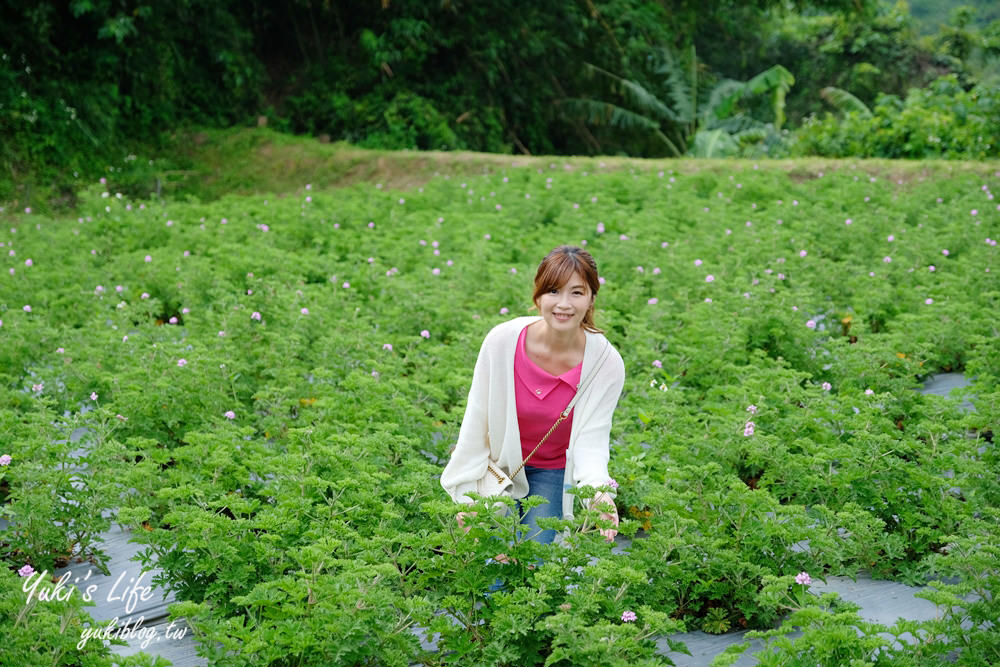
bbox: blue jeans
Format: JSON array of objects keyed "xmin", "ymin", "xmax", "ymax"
[{"xmin": 517, "ymin": 465, "xmax": 566, "ymax": 545}]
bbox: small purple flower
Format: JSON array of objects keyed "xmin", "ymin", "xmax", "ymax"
[
  {"xmin": 743, "ymin": 421, "xmax": 755, "ymax": 437},
  {"xmin": 0, "ymin": 454, "xmax": 11, "ymax": 466},
  {"xmin": 799, "ymin": 250, "xmax": 807, "ymax": 257},
  {"xmin": 747, "ymin": 404, "xmax": 758, "ymax": 414},
  {"xmin": 647, "ymin": 298, "xmax": 658, "ymax": 305},
  {"xmin": 177, "ymin": 359, "xmax": 188, "ymax": 367},
  {"xmin": 925, "ymin": 298, "xmax": 933, "ymax": 305},
  {"xmin": 300, "ymin": 308, "xmax": 309, "ymax": 315},
  {"xmin": 795, "ymin": 572, "xmax": 812, "ymax": 586},
  {"xmin": 224, "ymin": 410, "xmax": 236, "ymax": 420},
  {"xmin": 90, "ymin": 392, "xmax": 98, "ymax": 401},
  {"xmin": 169, "ymin": 316, "xmax": 178, "ymax": 324},
  {"xmin": 141, "ymin": 292, "xmax": 150, "ymax": 299},
  {"xmin": 24, "ymin": 258, "xmax": 32, "ymax": 267},
  {"xmin": 382, "ymin": 343, "xmax": 393, "ymax": 351},
  {"xmin": 18, "ymin": 564, "xmax": 34, "ymax": 577},
  {"xmin": 607, "ymin": 478, "xmax": 619, "ymax": 490},
  {"xmin": 822, "ymin": 382, "xmax": 832, "ymax": 391},
  {"xmin": 652, "ymin": 360, "xmax": 662, "ymax": 368},
  {"xmin": 23, "ymin": 305, "xmax": 32, "ymax": 312},
  {"xmin": 420, "ymin": 330, "xmax": 430, "ymax": 339},
  {"xmin": 342, "ymin": 281, "xmax": 350, "ymax": 288},
  {"xmin": 942, "ymin": 249, "xmax": 950, "ymax": 256},
  {"xmin": 883, "ymin": 256, "xmax": 892, "ymax": 263},
  {"xmin": 652, "ymin": 267, "xmax": 661, "ymax": 275},
  {"xmin": 621, "ymin": 610, "xmax": 637, "ymax": 622},
  {"xmin": 806, "ymin": 320, "xmax": 817, "ymax": 329},
  {"xmin": 694, "ymin": 259, "xmax": 703, "ymax": 266},
  {"xmin": 705, "ymin": 275, "xmax": 714, "ymax": 282},
  {"xmin": 145, "ymin": 255, "xmax": 152, "ymax": 263},
  {"xmin": 500, "ymin": 307, "xmax": 509, "ymax": 315},
  {"xmin": 865, "ymin": 388, "xmax": 874, "ymax": 395},
  {"xmin": 251, "ymin": 311, "xmax": 262, "ymax": 321}
]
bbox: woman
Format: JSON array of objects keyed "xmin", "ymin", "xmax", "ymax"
[{"xmin": 440, "ymin": 245, "xmax": 625, "ymax": 545}]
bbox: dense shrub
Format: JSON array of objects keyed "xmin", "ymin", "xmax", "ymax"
[{"xmin": 786, "ymin": 75, "xmax": 1000, "ymax": 158}]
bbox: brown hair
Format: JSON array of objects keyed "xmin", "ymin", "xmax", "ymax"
[{"xmin": 530, "ymin": 245, "xmax": 604, "ymax": 334}]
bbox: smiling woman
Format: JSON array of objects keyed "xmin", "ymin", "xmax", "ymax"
[{"xmin": 440, "ymin": 245, "xmax": 626, "ymax": 553}]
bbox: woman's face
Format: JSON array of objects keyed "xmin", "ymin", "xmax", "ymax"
[{"xmin": 536, "ymin": 271, "xmax": 594, "ymax": 332}]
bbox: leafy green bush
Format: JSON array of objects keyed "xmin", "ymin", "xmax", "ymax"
[
  {"xmin": 787, "ymin": 75, "xmax": 1000, "ymax": 158},
  {"xmin": 2, "ymin": 157, "xmax": 998, "ymax": 663}
]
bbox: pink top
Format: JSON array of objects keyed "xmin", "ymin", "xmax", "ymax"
[{"xmin": 514, "ymin": 324, "xmax": 583, "ymax": 469}]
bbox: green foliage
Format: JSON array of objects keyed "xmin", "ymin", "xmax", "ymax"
[
  {"xmin": 788, "ymin": 74, "xmax": 1000, "ymax": 158},
  {"xmin": 2, "ymin": 157, "xmax": 999, "ymax": 663},
  {"xmin": 570, "ymin": 48, "xmax": 794, "ymax": 157}
]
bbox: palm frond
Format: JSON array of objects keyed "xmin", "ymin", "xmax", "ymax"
[
  {"xmin": 561, "ymin": 97, "xmax": 683, "ymax": 156},
  {"xmin": 691, "ymin": 129, "xmax": 739, "ymax": 158},
  {"xmin": 583, "ymin": 62, "xmax": 679, "ymax": 122},
  {"xmin": 703, "ymin": 79, "xmax": 746, "ymax": 123},
  {"xmin": 744, "ymin": 65, "xmax": 795, "ymax": 130},
  {"xmin": 820, "ymin": 86, "xmax": 873, "ymax": 118}
]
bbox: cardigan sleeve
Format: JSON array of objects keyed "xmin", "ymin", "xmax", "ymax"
[
  {"xmin": 439, "ymin": 330, "xmax": 494, "ymax": 504},
  {"xmin": 570, "ymin": 346, "xmax": 625, "ymax": 493}
]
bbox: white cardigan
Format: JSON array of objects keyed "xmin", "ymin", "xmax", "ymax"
[{"xmin": 440, "ymin": 315, "xmax": 625, "ymax": 519}]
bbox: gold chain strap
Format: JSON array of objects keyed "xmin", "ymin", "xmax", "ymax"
[{"xmin": 510, "ymin": 410, "xmax": 569, "ymax": 479}]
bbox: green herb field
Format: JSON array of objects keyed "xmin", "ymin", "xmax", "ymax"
[{"xmin": 2, "ymin": 140, "xmax": 999, "ymax": 666}]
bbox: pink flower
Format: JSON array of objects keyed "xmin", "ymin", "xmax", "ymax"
[
  {"xmin": 116, "ymin": 414, "xmax": 127, "ymax": 421},
  {"xmin": 305, "ymin": 196, "xmax": 312, "ymax": 203},
  {"xmin": 420, "ymin": 330, "xmax": 430, "ymax": 339},
  {"xmin": 500, "ymin": 307, "xmax": 509, "ymax": 315},
  {"xmin": 383, "ymin": 343, "xmax": 393, "ymax": 351},
  {"xmin": 661, "ymin": 241, "xmax": 669, "ymax": 248},
  {"xmin": 607, "ymin": 478, "xmax": 619, "ymax": 489},
  {"xmin": 300, "ymin": 308, "xmax": 309, "ymax": 315},
  {"xmin": 0, "ymin": 454, "xmax": 11, "ymax": 466},
  {"xmin": 598, "ymin": 276, "xmax": 606, "ymax": 285},
  {"xmin": 705, "ymin": 275, "xmax": 714, "ymax": 282},
  {"xmin": 169, "ymin": 316, "xmax": 178, "ymax": 324},
  {"xmin": 22, "ymin": 305, "xmax": 31, "ymax": 312},
  {"xmin": 219, "ymin": 331, "xmax": 226, "ymax": 336},
  {"xmin": 24, "ymin": 258, "xmax": 32, "ymax": 267},
  {"xmin": 744, "ymin": 421, "xmax": 755, "ymax": 436},
  {"xmin": 56, "ymin": 347, "xmax": 64, "ymax": 353},
  {"xmin": 865, "ymin": 388, "xmax": 874, "ymax": 395},
  {"xmin": 806, "ymin": 320, "xmax": 816, "ymax": 329},
  {"xmin": 652, "ymin": 360, "xmax": 662, "ymax": 368},
  {"xmin": 510, "ymin": 268, "xmax": 517, "ymax": 274},
  {"xmin": 971, "ymin": 209, "xmax": 978, "ymax": 216},
  {"xmin": 799, "ymin": 250, "xmax": 807, "ymax": 257},
  {"xmin": 929, "ymin": 265, "xmax": 936, "ymax": 272},
  {"xmin": 224, "ymin": 410, "xmax": 236, "ymax": 420},
  {"xmin": 432, "ymin": 268, "xmax": 441, "ymax": 275},
  {"xmin": 652, "ymin": 267, "xmax": 661, "ymax": 275},
  {"xmin": 484, "ymin": 233, "xmax": 492, "ymax": 240},
  {"xmin": 251, "ymin": 311, "xmax": 261, "ymax": 321},
  {"xmin": 31, "ymin": 383, "xmax": 43, "ymax": 393},
  {"xmin": 795, "ymin": 572, "xmax": 812, "ymax": 586},
  {"xmin": 90, "ymin": 392, "xmax": 98, "ymax": 400},
  {"xmin": 647, "ymin": 298, "xmax": 658, "ymax": 305},
  {"xmin": 371, "ymin": 370, "xmax": 380, "ymax": 377},
  {"xmin": 182, "ymin": 307, "xmax": 190, "ymax": 314},
  {"xmin": 621, "ymin": 610, "xmax": 637, "ymax": 622},
  {"xmin": 637, "ymin": 266, "xmax": 645, "ymax": 273},
  {"xmin": 619, "ymin": 234, "xmax": 629, "ymax": 240},
  {"xmin": 747, "ymin": 404, "xmax": 758, "ymax": 414},
  {"xmin": 887, "ymin": 235, "xmax": 894, "ymax": 242},
  {"xmin": 845, "ymin": 218, "xmax": 852, "ymax": 225},
  {"xmin": 942, "ymin": 249, "xmax": 949, "ymax": 256},
  {"xmin": 95, "ymin": 285, "xmax": 105, "ymax": 294},
  {"xmin": 145, "ymin": 255, "xmax": 152, "ymax": 263},
  {"xmin": 596, "ymin": 222, "xmax": 606, "ymax": 234},
  {"xmin": 141, "ymin": 292, "xmax": 150, "ymax": 299},
  {"xmin": 925, "ymin": 298, "xmax": 933, "ymax": 305},
  {"xmin": 342, "ymin": 282, "xmax": 350, "ymax": 288},
  {"xmin": 18, "ymin": 564, "xmax": 34, "ymax": 577},
  {"xmin": 177, "ymin": 359, "xmax": 188, "ymax": 367},
  {"xmin": 822, "ymin": 382, "xmax": 832, "ymax": 391}
]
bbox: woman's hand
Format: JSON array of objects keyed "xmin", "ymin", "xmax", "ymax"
[
  {"xmin": 589, "ymin": 492, "xmax": 619, "ymax": 542},
  {"xmin": 456, "ymin": 511, "xmax": 477, "ymax": 534}
]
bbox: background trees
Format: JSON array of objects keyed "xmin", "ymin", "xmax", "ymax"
[{"xmin": 2, "ymin": 0, "xmax": 999, "ymax": 203}]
